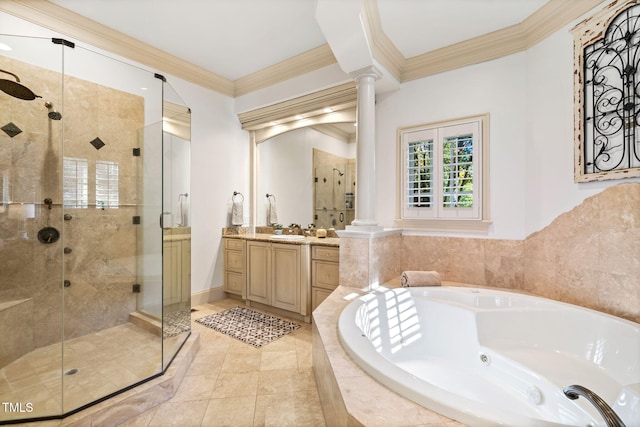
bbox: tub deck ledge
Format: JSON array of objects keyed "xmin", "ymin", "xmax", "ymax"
[{"xmin": 312, "ymin": 284, "xmax": 464, "ymax": 427}]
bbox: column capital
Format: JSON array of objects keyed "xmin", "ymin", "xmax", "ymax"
[{"xmin": 349, "ymin": 65, "xmax": 382, "ymax": 82}]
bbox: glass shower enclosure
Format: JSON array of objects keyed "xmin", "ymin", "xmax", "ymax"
[{"xmin": 0, "ymin": 28, "xmax": 190, "ymax": 423}]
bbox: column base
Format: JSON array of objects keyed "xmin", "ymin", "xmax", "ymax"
[{"xmin": 345, "ymin": 224, "xmax": 384, "ymax": 232}]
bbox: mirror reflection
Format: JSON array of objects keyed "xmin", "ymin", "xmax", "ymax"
[{"xmin": 257, "ymin": 124, "xmax": 355, "ymax": 230}]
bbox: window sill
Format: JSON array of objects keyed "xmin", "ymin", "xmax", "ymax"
[{"xmin": 393, "ymin": 218, "xmax": 492, "ymax": 234}]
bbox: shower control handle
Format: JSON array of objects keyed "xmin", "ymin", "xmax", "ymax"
[
  {"xmin": 64, "ymin": 213, "xmax": 72, "ymax": 220},
  {"xmin": 64, "ymin": 280, "xmax": 71, "ymax": 288},
  {"xmin": 64, "ymin": 247, "xmax": 72, "ymax": 254}
]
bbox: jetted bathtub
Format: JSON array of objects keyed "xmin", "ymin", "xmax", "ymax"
[{"xmin": 338, "ymin": 286, "xmax": 640, "ymax": 426}]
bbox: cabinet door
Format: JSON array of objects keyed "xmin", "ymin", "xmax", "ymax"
[
  {"xmin": 271, "ymin": 243, "xmax": 300, "ymax": 313},
  {"xmin": 163, "ymin": 240, "xmax": 182, "ymax": 305},
  {"xmin": 246, "ymin": 241, "xmax": 271, "ymax": 305}
]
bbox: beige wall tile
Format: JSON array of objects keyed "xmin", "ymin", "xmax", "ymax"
[{"xmin": 391, "ymin": 183, "xmax": 640, "ymax": 323}]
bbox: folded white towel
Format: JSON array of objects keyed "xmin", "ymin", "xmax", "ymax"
[
  {"xmin": 231, "ymin": 201, "xmax": 243, "ymax": 226},
  {"xmin": 400, "ymin": 271, "xmax": 441, "ymax": 287}
]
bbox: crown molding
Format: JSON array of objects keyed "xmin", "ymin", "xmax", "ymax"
[
  {"xmin": 311, "ymin": 123, "xmax": 355, "ymax": 143},
  {"xmin": 0, "ymin": 0, "xmax": 235, "ymax": 96},
  {"xmin": 402, "ymin": 24, "xmax": 526, "ymax": 81},
  {"xmin": 361, "ymin": 0, "xmax": 404, "ymax": 81},
  {"xmin": 365, "ymin": 0, "xmax": 606, "ymax": 83},
  {"xmin": 1, "ymin": 0, "xmax": 606, "ymax": 98},
  {"xmin": 238, "ymin": 81, "xmax": 356, "ymax": 130},
  {"xmin": 233, "ymin": 44, "xmax": 337, "ymax": 97}
]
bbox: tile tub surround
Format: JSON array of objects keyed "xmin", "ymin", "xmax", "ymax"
[
  {"xmin": 338, "ymin": 230, "xmax": 403, "ymax": 290},
  {"xmin": 312, "ymin": 285, "xmax": 463, "ymax": 427},
  {"xmin": 340, "ymin": 183, "xmax": 640, "ymax": 324}
]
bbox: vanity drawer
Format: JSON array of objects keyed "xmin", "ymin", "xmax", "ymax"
[
  {"xmin": 225, "ymin": 250, "xmax": 245, "ymax": 271},
  {"xmin": 225, "ymin": 238, "xmax": 245, "ymax": 251},
  {"xmin": 311, "ymin": 246, "xmax": 339, "ymax": 262},
  {"xmin": 312, "ymin": 260, "xmax": 340, "ymax": 290},
  {"xmin": 224, "ymin": 271, "xmax": 244, "ymax": 296}
]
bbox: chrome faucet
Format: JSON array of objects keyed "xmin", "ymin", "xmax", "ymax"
[{"xmin": 564, "ymin": 385, "xmax": 626, "ymax": 427}]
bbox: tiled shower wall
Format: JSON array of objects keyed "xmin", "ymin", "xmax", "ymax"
[
  {"xmin": 0, "ymin": 57, "xmax": 144, "ymax": 364},
  {"xmin": 343, "ymin": 182, "xmax": 640, "ymax": 323}
]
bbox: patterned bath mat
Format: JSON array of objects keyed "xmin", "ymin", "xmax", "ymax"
[
  {"xmin": 163, "ymin": 310, "xmax": 191, "ymax": 339},
  {"xmin": 195, "ymin": 306, "xmax": 300, "ymax": 348}
]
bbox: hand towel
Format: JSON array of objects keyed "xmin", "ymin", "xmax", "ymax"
[
  {"xmin": 268, "ymin": 198, "xmax": 278, "ymax": 226},
  {"xmin": 400, "ymin": 271, "xmax": 441, "ymax": 287},
  {"xmin": 231, "ymin": 201, "xmax": 243, "ymax": 226}
]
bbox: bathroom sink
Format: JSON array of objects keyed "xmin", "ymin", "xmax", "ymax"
[{"xmin": 269, "ymin": 235, "xmax": 305, "ymax": 240}]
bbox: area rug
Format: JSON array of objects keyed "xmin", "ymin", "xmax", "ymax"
[{"xmin": 195, "ymin": 306, "xmax": 300, "ymax": 348}]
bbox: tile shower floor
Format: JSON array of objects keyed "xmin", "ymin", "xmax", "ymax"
[
  {"xmin": 0, "ymin": 322, "xmax": 162, "ymax": 422},
  {"xmin": 121, "ymin": 299, "xmax": 326, "ymax": 427},
  {"xmin": 3, "ymin": 298, "xmax": 326, "ymax": 426}
]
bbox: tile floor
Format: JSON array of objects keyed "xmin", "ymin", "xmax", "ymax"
[
  {"xmin": 121, "ymin": 298, "xmax": 326, "ymax": 427},
  {"xmin": 0, "ymin": 322, "xmax": 162, "ymax": 422},
  {"xmin": 1, "ymin": 298, "xmax": 325, "ymax": 426}
]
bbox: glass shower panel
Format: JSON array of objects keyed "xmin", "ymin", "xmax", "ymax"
[
  {"xmin": 61, "ymin": 44, "xmax": 164, "ymax": 414},
  {"xmin": 161, "ymin": 81, "xmax": 191, "ymax": 370},
  {"xmin": 1, "ymin": 20, "xmax": 190, "ymax": 423},
  {"xmin": 0, "ymin": 34, "xmax": 65, "ymax": 422}
]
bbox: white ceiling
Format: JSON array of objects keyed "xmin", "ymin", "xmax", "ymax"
[{"xmin": 50, "ymin": 0, "xmax": 548, "ymax": 81}]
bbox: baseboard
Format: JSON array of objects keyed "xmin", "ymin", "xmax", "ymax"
[{"xmin": 191, "ymin": 286, "xmax": 226, "ymax": 306}]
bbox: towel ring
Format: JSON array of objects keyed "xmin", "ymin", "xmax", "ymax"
[{"xmin": 233, "ymin": 191, "xmax": 244, "ymax": 202}]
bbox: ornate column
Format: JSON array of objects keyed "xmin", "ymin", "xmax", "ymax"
[{"xmin": 349, "ymin": 67, "xmax": 382, "ymax": 231}]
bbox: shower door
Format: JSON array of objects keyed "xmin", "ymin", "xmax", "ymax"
[
  {"xmin": 159, "ymin": 82, "xmax": 191, "ymax": 370},
  {"xmin": 60, "ymin": 42, "xmax": 166, "ymax": 414}
]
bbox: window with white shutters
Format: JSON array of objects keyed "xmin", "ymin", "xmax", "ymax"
[{"xmin": 397, "ymin": 114, "xmax": 490, "ymax": 232}]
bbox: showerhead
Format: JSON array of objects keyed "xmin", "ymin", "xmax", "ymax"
[
  {"xmin": 333, "ymin": 168, "xmax": 344, "ymax": 176},
  {"xmin": 0, "ymin": 69, "xmax": 41, "ymax": 101},
  {"xmin": 48, "ymin": 111, "xmax": 62, "ymax": 121},
  {"xmin": 44, "ymin": 101, "xmax": 62, "ymax": 120}
]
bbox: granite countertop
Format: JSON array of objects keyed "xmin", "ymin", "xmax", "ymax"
[
  {"xmin": 223, "ymin": 232, "xmax": 339, "ymax": 247},
  {"xmin": 163, "ymin": 227, "xmax": 191, "ymax": 241}
]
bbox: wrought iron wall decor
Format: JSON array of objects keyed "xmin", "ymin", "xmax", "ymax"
[{"xmin": 573, "ymin": 0, "xmax": 640, "ymax": 182}]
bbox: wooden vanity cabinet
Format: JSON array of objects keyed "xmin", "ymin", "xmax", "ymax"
[
  {"xmin": 223, "ymin": 238, "xmax": 246, "ymax": 297},
  {"xmin": 311, "ymin": 245, "xmax": 340, "ymax": 311},
  {"xmin": 246, "ymin": 241, "xmax": 310, "ymax": 319}
]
